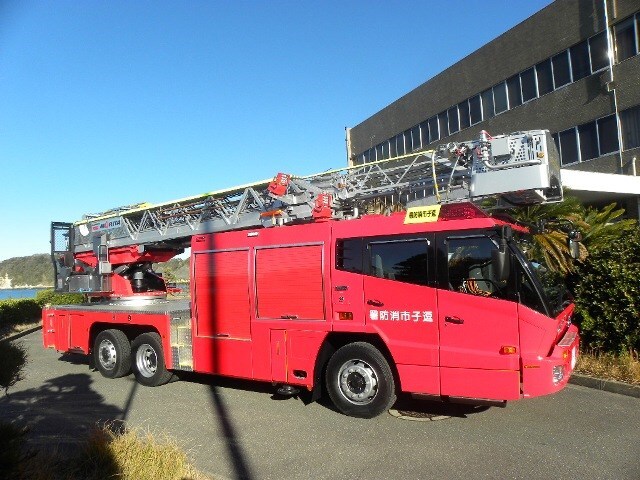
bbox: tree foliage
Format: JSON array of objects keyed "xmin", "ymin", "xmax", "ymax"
[
  {"xmin": 504, "ymin": 195, "xmax": 636, "ymax": 274},
  {"xmin": 574, "ymin": 230, "xmax": 640, "ymax": 354},
  {"xmin": 0, "ymin": 254, "xmax": 52, "ymax": 287},
  {"xmin": 504, "ymin": 195, "xmax": 638, "ymax": 354},
  {"xmin": 0, "ymin": 341, "xmax": 28, "ymax": 394},
  {"xmin": 154, "ymin": 258, "xmax": 190, "ymax": 283}
]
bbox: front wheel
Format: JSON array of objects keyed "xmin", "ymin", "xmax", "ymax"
[
  {"xmin": 131, "ymin": 332, "xmax": 173, "ymax": 387},
  {"xmin": 325, "ymin": 342, "xmax": 396, "ymax": 418}
]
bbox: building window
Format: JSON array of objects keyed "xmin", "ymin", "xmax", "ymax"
[
  {"xmin": 589, "ymin": 31, "xmax": 609, "ymax": 72},
  {"xmin": 520, "ymin": 67, "xmax": 537, "ymax": 102},
  {"xmin": 419, "ymin": 121, "xmax": 430, "ymax": 147},
  {"xmin": 448, "ymin": 106, "xmax": 460, "ymax": 134},
  {"xmin": 398, "ymin": 132, "xmax": 406, "ymax": 156},
  {"xmin": 552, "ymin": 50, "xmax": 572, "ymax": 88},
  {"xmin": 597, "ymin": 114, "xmax": 619, "ymax": 155},
  {"xmin": 438, "ymin": 112, "xmax": 449, "ymax": 138},
  {"xmin": 469, "ymin": 94, "xmax": 482, "ymax": 125},
  {"xmin": 459, "ymin": 100, "xmax": 470, "ymax": 129},
  {"xmin": 481, "ymin": 88, "xmax": 494, "ymax": 120},
  {"xmin": 615, "ymin": 16, "xmax": 638, "ymax": 62},
  {"xmin": 428, "ymin": 116, "xmax": 439, "ymax": 143},
  {"xmin": 493, "ymin": 82, "xmax": 508, "ymax": 114},
  {"xmin": 374, "ymin": 144, "xmax": 381, "ymax": 161},
  {"xmin": 506, "ymin": 74, "xmax": 522, "ymax": 108},
  {"xmin": 535, "ymin": 59, "xmax": 554, "ymax": 96},
  {"xmin": 411, "ymin": 125, "xmax": 421, "ymax": 151},
  {"xmin": 557, "ymin": 114, "xmax": 620, "ymax": 165},
  {"xmin": 578, "ymin": 122, "xmax": 599, "ymax": 161},
  {"xmin": 621, "ymin": 105, "xmax": 640, "ymax": 150},
  {"xmin": 570, "ymin": 40, "xmax": 591, "ymax": 81},
  {"xmin": 559, "ymin": 128, "xmax": 579, "ymax": 165}
]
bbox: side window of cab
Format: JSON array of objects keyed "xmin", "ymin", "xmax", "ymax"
[
  {"xmin": 367, "ymin": 238, "xmax": 429, "ymax": 286},
  {"xmin": 446, "ymin": 236, "xmax": 507, "ymax": 298}
]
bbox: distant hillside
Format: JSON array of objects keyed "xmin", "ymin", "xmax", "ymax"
[
  {"xmin": 0, "ymin": 254, "xmax": 52, "ymax": 287},
  {"xmin": 154, "ymin": 257, "xmax": 190, "ymax": 283},
  {"xmin": 0, "ymin": 253, "xmax": 190, "ymax": 288}
]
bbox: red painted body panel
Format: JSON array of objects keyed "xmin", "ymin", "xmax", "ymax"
[
  {"xmin": 255, "ymin": 245, "xmax": 324, "ymax": 320},
  {"xmin": 437, "ymin": 289, "xmax": 520, "ymax": 400},
  {"xmin": 42, "ymin": 306, "xmax": 174, "ymax": 364},
  {"xmin": 193, "ymin": 249, "xmax": 251, "ymax": 339},
  {"xmin": 43, "ymin": 210, "xmax": 579, "ymax": 404}
]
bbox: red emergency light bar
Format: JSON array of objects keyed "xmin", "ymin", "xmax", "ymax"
[{"xmin": 438, "ymin": 202, "xmax": 488, "ymax": 221}]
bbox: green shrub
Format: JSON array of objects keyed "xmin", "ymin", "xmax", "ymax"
[
  {"xmin": 574, "ymin": 231, "xmax": 640, "ymax": 354},
  {"xmin": 0, "ymin": 300, "xmax": 41, "ymax": 327},
  {"xmin": 35, "ymin": 289, "xmax": 84, "ymax": 307},
  {"xmin": 0, "ymin": 341, "xmax": 28, "ymax": 394}
]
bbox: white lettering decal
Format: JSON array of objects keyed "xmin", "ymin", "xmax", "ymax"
[{"xmin": 367, "ymin": 309, "xmax": 434, "ymax": 324}]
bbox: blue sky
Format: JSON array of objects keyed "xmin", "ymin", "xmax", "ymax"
[{"xmin": 0, "ymin": 0, "xmax": 551, "ymax": 261}]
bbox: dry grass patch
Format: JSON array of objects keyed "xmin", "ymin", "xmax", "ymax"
[
  {"xmin": 16, "ymin": 423, "xmax": 210, "ymax": 480},
  {"xmin": 576, "ymin": 350, "xmax": 640, "ymax": 386}
]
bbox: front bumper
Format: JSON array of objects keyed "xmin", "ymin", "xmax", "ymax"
[{"xmin": 521, "ymin": 324, "xmax": 580, "ymax": 398}]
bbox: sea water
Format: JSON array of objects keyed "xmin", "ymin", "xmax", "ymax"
[{"xmin": 0, "ymin": 288, "xmax": 43, "ymax": 300}]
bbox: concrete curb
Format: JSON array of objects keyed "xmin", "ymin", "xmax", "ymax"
[
  {"xmin": 2, "ymin": 327, "xmax": 638, "ymax": 399},
  {"xmin": 0, "ymin": 325, "xmax": 42, "ymax": 343},
  {"xmin": 569, "ymin": 373, "xmax": 640, "ymax": 399}
]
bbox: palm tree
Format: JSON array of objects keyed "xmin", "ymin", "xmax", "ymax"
[
  {"xmin": 498, "ymin": 194, "xmax": 636, "ymax": 275},
  {"xmin": 496, "ymin": 194, "xmax": 586, "ymax": 275},
  {"xmin": 581, "ymin": 202, "xmax": 637, "ymax": 252}
]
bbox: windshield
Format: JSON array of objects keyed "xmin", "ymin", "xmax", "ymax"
[{"xmin": 512, "ymin": 234, "xmax": 573, "ymax": 317}]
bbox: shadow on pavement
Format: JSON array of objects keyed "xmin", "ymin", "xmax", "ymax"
[
  {"xmin": 391, "ymin": 394, "xmax": 492, "ymax": 419},
  {"xmin": 0, "ymin": 373, "xmax": 125, "ymax": 452}
]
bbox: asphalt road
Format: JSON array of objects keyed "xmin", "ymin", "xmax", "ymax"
[{"xmin": 2, "ymin": 331, "xmax": 639, "ymax": 480}]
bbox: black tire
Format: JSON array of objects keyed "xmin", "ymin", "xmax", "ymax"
[
  {"xmin": 325, "ymin": 342, "xmax": 396, "ymax": 418},
  {"xmin": 94, "ymin": 329, "xmax": 132, "ymax": 379},
  {"xmin": 131, "ymin": 332, "xmax": 173, "ymax": 387}
]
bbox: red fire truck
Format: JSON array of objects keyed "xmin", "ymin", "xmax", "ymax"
[{"xmin": 43, "ymin": 130, "xmax": 580, "ymax": 418}]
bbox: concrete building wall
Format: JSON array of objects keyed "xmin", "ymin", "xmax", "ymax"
[{"xmin": 348, "ymin": 0, "xmax": 640, "ymax": 182}]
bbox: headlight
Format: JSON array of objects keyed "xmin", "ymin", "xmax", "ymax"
[{"xmin": 552, "ymin": 365, "xmax": 565, "ymax": 384}]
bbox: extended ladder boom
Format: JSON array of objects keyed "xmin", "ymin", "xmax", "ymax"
[{"xmin": 51, "ymin": 129, "xmax": 561, "ymax": 295}]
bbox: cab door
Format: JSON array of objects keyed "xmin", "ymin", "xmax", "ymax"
[
  {"xmin": 361, "ymin": 235, "xmax": 440, "ymax": 395},
  {"xmin": 436, "ymin": 234, "xmax": 521, "ymax": 400}
]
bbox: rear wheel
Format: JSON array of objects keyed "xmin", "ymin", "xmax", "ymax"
[
  {"xmin": 131, "ymin": 332, "xmax": 173, "ymax": 387},
  {"xmin": 325, "ymin": 342, "xmax": 396, "ymax": 418},
  {"xmin": 94, "ymin": 329, "xmax": 131, "ymax": 379}
]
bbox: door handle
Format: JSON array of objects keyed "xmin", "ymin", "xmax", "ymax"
[
  {"xmin": 445, "ymin": 316, "xmax": 464, "ymax": 324},
  {"xmin": 367, "ymin": 299, "xmax": 384, "ymax": 307}
]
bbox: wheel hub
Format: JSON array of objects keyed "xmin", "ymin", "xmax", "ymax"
[
  {"xmin": 98, "ymin": 339, "xmax": 117, "ymax": 371},
  {"xmin": 136, "ymin": 343, "xmax": 158, "ymax": 378},
  {"xmin": 338, "ymin": 359, "xmax": 378, "ymax": 405}
]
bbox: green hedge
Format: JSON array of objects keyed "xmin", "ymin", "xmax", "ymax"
[
  {"xmin": 0, "ymin": 299, "xmax": 41, "ymax": 326},
  {"xmin": 34, "ymin": 289, "xmax": 84, "ymax": 307},
  {"xmin": 574, "ymin": 232, "xmax": 640, "ymax": 354},
  {"xmin": 0, "ymin": 290, "xmax": 84, "ymax": 328}
]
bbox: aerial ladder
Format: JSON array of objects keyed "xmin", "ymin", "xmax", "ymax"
[{"xmin": 51, "ymin": 129, "xmax": 562, "ymax": 299}]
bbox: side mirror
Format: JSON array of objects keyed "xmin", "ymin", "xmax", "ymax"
[
  {"xmin": 492, "ymin": 239, "xmax": 511, "ymax": 281},
  {"xmin": 568, "ymin": 230, "xmax": 583, "ymax": 260}
]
